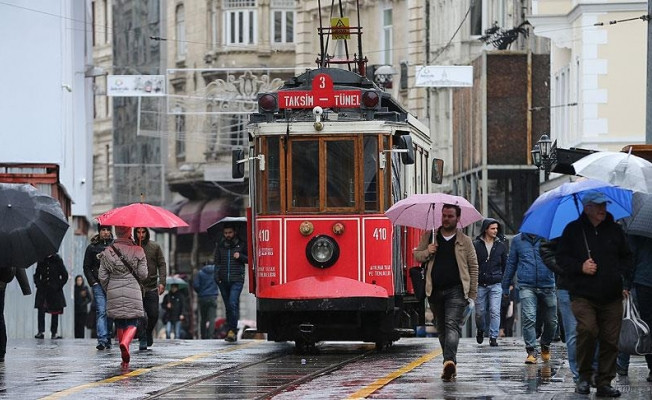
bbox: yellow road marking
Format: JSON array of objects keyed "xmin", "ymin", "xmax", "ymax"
[
  {"xmin": 40, "ymin": 342, "xmax": 257, "ymax": 400},
  {"xmin": 346, "ymin": 348, "xmax": 443, "ymax": 399}
]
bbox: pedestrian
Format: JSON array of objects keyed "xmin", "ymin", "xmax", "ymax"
[
  {"xmin": 193, "ymin": 263, "xmax": 218, "ymax": 339},
  {"xmin": 556, "ymin": 190, "xmax": 633, "ymax": 397},
  {"xmin": 501, "ymin": 233, "xmax": 557, "ymax": 364},
  {"xmin": 540, "ymin": 238, "xmax": 579, "ymax": 382},
  {"xmin": 472, "ymin": 218, "xmax": 507, "ymax": 347},
  {"xmin": 213, "ymin": 223, "xmax": 248, "ymax": 342},
  {"xmin": 413, "ymin": 203, "xmax": 478, "ymax": 381},
  {"xmin": 74, "ymin": 275, "xmax": 91, "ymax": 339},
  {"xmin": 0, "ymin": 268, "xmax": 31, "ymax": 362},
  {"xmin": 162, "ymin": 284, "xmax": 185, "ymax": 339},
  {"xmin": 133, "ymin": 227, "xmax": 167, "ymax": 350},
  {"xmin": 33, "ymin": 253, "xmax": 68, "ymax": 339},
  {"xmin": 98, "ymin": 225, "xmax": 148, "ymax": 368},
  {"xmin": 83, "ymin": 224, "xmax": 114, "ymax": 350}
]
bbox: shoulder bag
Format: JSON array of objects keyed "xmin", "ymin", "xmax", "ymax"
[{"xmin": 618, "ymin": 295, "xmax": 652, "ymax": 355}]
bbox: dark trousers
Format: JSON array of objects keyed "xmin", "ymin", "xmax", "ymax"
[
  {"xmin": 74, "ymin": 312, "xmax": 87, "ymax": 338},
  {"xmin": 571, "ymin": 297, "xmax": 622, "ymax": 386},
  {"xmin": 138, "ymin": 289, "xmax": 160, "ymax": 343},
  {"xmin": 198, "ymin": 297, "xmax": 217, "ymax": 339},
  {"xmin": 634, "ymin": 284, "xmax": 652, "ymax": 370},
  {"xmin": 37, "ymin": 308, "xmax": 59, "ymax": 335},
  {"xmin": 0, "ymin": 289, "xmax": 6, "ymax": 357},
  {"xmin": 428, "ymin": 285, "xmax": 467, "ymax": 364}
]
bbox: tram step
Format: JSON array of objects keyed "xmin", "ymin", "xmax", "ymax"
[{"xmin": 394, "ymin": 328, "xmax": 416, "ymax": 337}]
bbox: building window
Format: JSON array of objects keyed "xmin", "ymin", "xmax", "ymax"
[
  {"xmin": 210, "ymin": 0, "xmax": 219, "ymax": 49},
  {"xmin": 175, "ymin": 4, "xmax": 187, "ymax": 60},
  {"xmin": 470, "ymin": 0, "xmax": 483, "ymax": 36},
  {"xmin": 272, "ymin": 0, "xmax": 295, "ymax": 44},
  {"xmin": 382, "ymin": 8, "xmax": 392, "ymax": 65},
  {"xmin": 175, "ymin": 109, "xmax": 186, "ymax": 160},
  {"xmin": 223, "ymin": 0, "xmax": 257, "ymax": 46}
]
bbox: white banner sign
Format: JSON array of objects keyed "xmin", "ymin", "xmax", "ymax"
[
  {"xmin": 107, "ymin": 75, "xmax": 166, "ymax": 96},
  {"xmin": 415, "ymin": 66, "xmax": 473, "ymax": 87}
]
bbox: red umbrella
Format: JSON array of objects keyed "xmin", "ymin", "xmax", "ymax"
[{"xmin": 96, "ymin": 203, "xmax": 189, "ymax": 228}]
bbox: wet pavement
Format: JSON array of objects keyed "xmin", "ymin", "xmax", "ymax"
[{"xmin": 0, "ymin": 336, "xmax": 651, "ymax": 399}]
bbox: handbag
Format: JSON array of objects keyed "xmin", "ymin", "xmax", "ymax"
[
  {"xmin": 409, "ymin": 263, "xmax": 426, "ymax": 302},
  {"xmin": 618, "ymin": 295, "xmax": 652, "ymax": 355},
  {"xmin": 110, "ymin": 245, "xmax": 145, "ymax": 295}
]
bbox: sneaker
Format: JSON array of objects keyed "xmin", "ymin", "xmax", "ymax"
[
  {"xmin": 596, "ymin": 385, "xmax": 621, "ymax": 397},
  {"xmin": 225, "ymin": 330, "xmax": 237, "ymax": 342},
  {"xmin": 51, "ymin": 333, "xmax": 62, "ymax": 339},
  {"xmin": 541, "ymin": 346, "xmax": 551, "ymax": 362},
  {"xmin": 105, "ymin": 342, "xmax": 112, "ymax": 350},
  {"xmin": 147, "ymin": 332, "xmax": 154, "ymax": 347},
  {"xmin": 489, "ymin": 337, "xmax": 498, "ymax": 347},
  {"xmin": 441, "ymin": 360, "xmax": 456, "ymax": 381},
  {"xmin": 575, "ymin": 380, "xmax": 590, "ymax": 395},
  {"xmin": 616, "ymin": 367, "xmax": 628, "ymax": 376},
  {"xmin": 96, "ymin": 343, "xmax": 106, "ymax": 350},
  {"xmin": 139, "ymin": 339, "xmax": 148, "ymax": 351},
  {"xmin": 476, "ymin": 329, "xmax": 484, "ymax": 344},
  {"xmin": 525, "ymin": 352, "xmax": 537, "ymax": 364},
  {"xmin": 34, "ymin": 332, "xmax": 44, "ymax": 339}
]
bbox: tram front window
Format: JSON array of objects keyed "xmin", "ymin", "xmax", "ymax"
[
  {"xmin": 291, "ymin": 140, "xmax": 319, "ymax": 207},
  {"xmin": 326, "ymin": 140, "xmax": 354, "ymax": 207}
]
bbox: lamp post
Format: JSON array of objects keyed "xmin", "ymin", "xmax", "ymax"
[
  {"xmin": 531, "ymin": 134, "xmax": 557, "ymax": 180},
  {"xmin": 374, "ymin": 65, "xmax": 397, "ymax": 90}
]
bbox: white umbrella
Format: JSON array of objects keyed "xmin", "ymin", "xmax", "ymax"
[{"xmin": 572, "ymin": 150, "xmax": 652, "ymax": 193}]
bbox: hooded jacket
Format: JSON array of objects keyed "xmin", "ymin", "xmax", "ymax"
[
  {"xmin": 473, "ymin": 218, "xmax": 508, "ymax": 285},
  {"xmin": 193, "ymin": 264, "xmax": 218, "ymax": 298},
  {"xmin": 214, "ymin": 236, "xmax": 248, "ymax": 284},
  {"xmin": 502, "ymin": 233, "xmax": 555, "ymax": 294},
  {"xmin": 98, "ymin": 237, "xmax": 148, "ymax": 320},
  {"xmin": 133, "ymin": 227, "xmax": 167, "ymax": 292},
  {"xmin": 83, "ymin": 233, "xmax": 114, "ymax": 286},
  {"xmin": 556, "ymin": 212, "xmax": 632, "ymax": 304}
]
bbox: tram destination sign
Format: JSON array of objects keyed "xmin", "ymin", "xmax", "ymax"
[{"xmin": 278, "ymin": 73, "xmax": 361, "ymax": 109}]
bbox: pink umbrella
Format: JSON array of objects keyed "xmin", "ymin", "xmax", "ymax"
[
  {"xmin": 97, "ymin": 203, "xmax": 189, "ymax": 228},
  {"xmin": 385, "ymin": 193, "xmax": 482, "ymax": 230}
]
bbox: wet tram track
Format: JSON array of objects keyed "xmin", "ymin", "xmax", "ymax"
[{"xmin": 146, "ymin": 343, "xmax": 378, "ymax": 399}]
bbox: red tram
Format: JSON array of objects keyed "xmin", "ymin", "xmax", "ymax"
[{"xmin": 234, "ymin": 2, "xmax": 440, "ymax": 351}]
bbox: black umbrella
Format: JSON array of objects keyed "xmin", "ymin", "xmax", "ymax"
[
  {"xmin": 206, "ymin": 216, "xmax": 247, "ymax": 238},
  {"xmin": 0, "ymin": 183, "xmax": 69, "ymax": 269}
]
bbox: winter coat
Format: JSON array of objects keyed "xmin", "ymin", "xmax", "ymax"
[
  {"xmin": 98, "ymin": 238, "xmax": 148, "ymax": 320},
  {"xmin": 193, "ymin": 264, "xmax": 218, "ymax": 298},
  {"xmin": 134, "ymin": 228, "xmax": 167, "ymax": 292},
  {"xmin": 556, "ymin": 212, "xmax": 633, "ymax": 304},
  {"xmin": 83, "ymin": 234, "xmax": 114, "ymax": 287},
  {"xmin": 34, "ymin": 254, "xmax": 68, "ymax": 313},
  {"xmin": 413, "ymin": 228, "xmax": 478, "ymax": 301},
  {"xmin": 473, "ymin": 218, "xmax": 508, "ymax": 286},
  {"xmin": 162, "ymin": 290, "xmax": 184, "ymax": 322},
  {"xmin": 502, "ymin": 233, "xmax": 555, "ymax": 294},
  {"xmin": 539, "ymin": 238, "xmax": 570, "ymax": 291},
  {"xmin": 628, "ymin": 235, "xmax": 652, "ymax": 289},
  {"xmin": 74, "ymin": 283, "xmax": 91, "ymax": 314},
  {"xmin": 214, "ymin": 236, "xmax": 248, "ymax": 284}
]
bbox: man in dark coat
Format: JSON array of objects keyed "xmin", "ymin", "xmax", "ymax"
[
  {"xmin": 214, "ymin": 223, "xmax": 247, "ymax": 342},
  {"xmin": 34, "ymin": 253, "xmax": 68, "ymax": 339},
  {"xmin": 557, "ymin": 190, "xmax": 633, "ymax": 397},
  {"xmin": 193, "ymin": 263, "xmax": 218, "ymax": 339},
  {"xmin": 473, "ymin": 218, "xmax": 507, "ymax": 347},
  {"xmin": 83, "ymin": 224, "xmax": 114, "ymax": 350}
]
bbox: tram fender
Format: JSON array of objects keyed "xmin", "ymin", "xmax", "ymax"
[{"xmin": 257, "ymin": 276, "xmax": 389, "ymax": 299}]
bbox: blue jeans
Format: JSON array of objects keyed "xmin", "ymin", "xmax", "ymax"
[
  {"xmin": 92, "ymin": 284, "xmax": 112, "ymax": 346},
  {"xmin": 429, "ymin": 285, "xmax": 467, "ymax": 364},
  {"xmin": 519, "ymin": 286, "xmax": 557, "ymax": 352},
  {"xmin": 165, "ymin": 320, "xmax": 182, "ymax": 339},
  {"xmin": 557, "ymin": 289, "xmax": 578, "ymax": 380},
  {"xmin": 475, "ymin": 283, "xmax": 502, "ymax": 338},
  {"xmin": 217, "ymin": 281, "xmax": 244, "ymax": 333}
]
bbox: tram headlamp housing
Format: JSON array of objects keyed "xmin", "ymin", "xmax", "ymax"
[
  {"xmin": 306, "ymin": 235, "xmax": 339, "ymax": 268},
  {"xmin": 258, "ymin": 93, "xmax": 278, "ymax": 113}
]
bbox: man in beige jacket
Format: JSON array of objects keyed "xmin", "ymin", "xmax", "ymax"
[{"xmin": 414, "ymin": 204, "xmax": 478, "ymax": 381}]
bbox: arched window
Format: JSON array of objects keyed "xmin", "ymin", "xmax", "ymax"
[{"xmin": 175, "ymin": 4, "xmax": 187, "ymax": 60}]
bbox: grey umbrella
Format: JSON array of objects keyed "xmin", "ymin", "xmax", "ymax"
[
  {"xmin": 0, "ymin": 183, "xmax": 69, "ymax": 269},
  {"xmin": 622, "ymin": 192, "xmax": 652, "ymax": 239},
  {"xmin": 206, "ymin": 216, "xmax": 247, "ymax": 238}
]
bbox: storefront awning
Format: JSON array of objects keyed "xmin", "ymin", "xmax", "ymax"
[{"xmin": 175, "ymin": 199, "xmax": 232, "ymax": 235}]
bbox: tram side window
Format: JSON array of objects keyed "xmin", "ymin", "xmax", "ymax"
[
  {"xmin": 291, "ymin": 141, "xmax": 319, "ymax": 207},
  {"xmin": 326, "ymin": 140, "xmax": 354, "ymax": 208},
  {"xmin": 266, "ymin": 136, "xmax": 280, "ymax": 212},
  {"xmin": 363, "ymin": 137, "xmax": 378, "ymax": 211}
]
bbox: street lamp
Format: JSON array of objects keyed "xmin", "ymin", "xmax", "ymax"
[
  {"xmin": 374, "ymin": 65, "xmax": 397, "ymax": 90},
  {"xmin": 531, "ymin": 134, "xmax": 557, "ymax": 180}
]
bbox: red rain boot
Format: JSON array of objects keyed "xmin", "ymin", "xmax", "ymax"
[
  {"xmin": 120, "ymin": 326, "xmax": 138, "ymax": 367},
  {"xmin": 116, "ymin": 328, "xmax": 124, "ymax": 344}
]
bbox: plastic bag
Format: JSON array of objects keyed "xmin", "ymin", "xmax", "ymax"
[{"xmin": 618, "ymin": 296, "xmax": 652, "ymax": 355}]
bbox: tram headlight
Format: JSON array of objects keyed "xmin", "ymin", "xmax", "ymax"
[{"xmin": 306, "ymin": 235, "xmax": 340, "ymax": 268}]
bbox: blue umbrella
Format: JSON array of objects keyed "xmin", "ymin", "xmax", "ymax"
[{"xmin": 519, "ymin": 179, "xmax": 633, "ymax": 239}]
